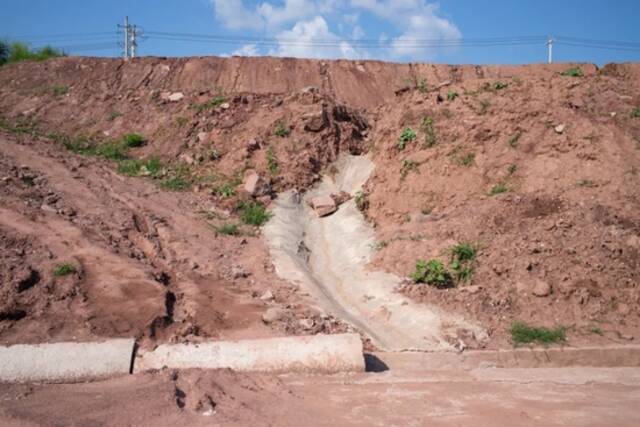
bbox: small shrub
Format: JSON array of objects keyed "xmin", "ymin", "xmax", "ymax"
[
  {"xmin": 508, "ymin": 132, "xmax": 521, "ymax": 148},
  {"xmin": 478, "ymin": 99, "xmax": 490, "ymax": 115},
  {"xmin": 631, "ymin": 107, "xmax": 640, "ymax": 118},
  {"xmin": 420, "ymin": 117, "xmax": 437, "ymax": 148},
  {"xmin": 447, "ymin": 91, "xmax": 458, "ymax": 101},
  {"xmin": 577, "ymin": 179, "xmax": 596, "ymax": 188},
  {"xmin": 510, "ymin": 322, "xmax": 566, "ymax": 345},
  {"xmin": 458, "ymin": 153, "xmax": 475, "ymax": 166},
  {"xmin": 371, "ymin": 240, "xmax": 389, "ymax": 251},
  {"xmin": 561, "ymin": 67, "xmax": 583, "ymax": 77},
  {"xmin": 160, "ymin": 177, "xmax": 190, "ymax": 191},
  {"xmin": 416, "ymin": 78, "xmax": 428, "ymax": 93},
  {"xmin": 3, "ymin": 42, "xmax": 64, "ymax": 64},
  {"xmin": 490, "ymin": 184, "xmax": 508, "ymax": 195},
  {"xmin": 94, "ymin": 140, "xmax": 129, "ymax": 160},
  {"xmin": 449, "ymin": 242, "xmax": 477, "ymax": 283},
  {"xmin": 123, "ymin": 133, "xmax": 145, "ymax": 147},
  {"xmin": 493, "ymin": 81, "xmax": 508, "ymax": 90},
  {"xmin": 397, "ymin": 127, "xmax": 417, "ymax": 150},
  {"xmin": 117, "ymin": 157, "xmax": 163, "ymax": 177},
  {"xmin": 237, "ymin": 201, "xmax": 272, "ymax": 226},
  {"xmin": 175, "ymin": 116, "xmax": 189, "ymax": 127},
  {"xmin": 193, "ymin": 96, "xmax": 226, "ymax": 113},
  {"xmin": 411, "ymin": 259, "xmax": 453, "ymax": 288},
  {"xmin": 266, "ymin": 146, "xmax": 278, "ymax": 175},
  {"xmin": 216, "ymin": 182, "xmax": 236, "ymax": 198},
  {"xmin": 216, "ymin": 223, "xmax": 240, "ymax": 236},
  {"xmin": 354, "ymin": 190, "xmax": 368, "ymax": 212},
  {"xmin": 53, "ymin": 263, "xmax": 76, "ymax": 277},
  {"xmin": 52, "ymin": 85, "xmax": 68, "ymax": 96},
  {"xmin": 508, "ymin": 164, "xmax": 517, "ymax": 175},
  {"xmin": 589, "ymin": 326, "xmax": 604, "ymax": 336},
  {"xmin": 274, "ymin": 121, "xmax": 290, "ymax": 137},
  {"xmin": 400, "ymin": 159, "xmax": 419, "ymax": 179},
  {"xmin": 450, "ymin": 242, "xmax": 476, "ymax": 262},
  {"xmin": 108, "ymin": 111, "xmax": 123, "ymax": 121}
]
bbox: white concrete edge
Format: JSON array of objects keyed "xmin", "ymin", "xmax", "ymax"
[
  {"xmin": 134, "ymin": 333, "xmax": 365, "ymax": 374},
  {"xmin": 0, "ymin": 338, "xmax": 135, "ymax": 383}
]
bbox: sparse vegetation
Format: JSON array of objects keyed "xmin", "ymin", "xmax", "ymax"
[
  {"xmin": 561, "ymin": 67, "xmax": 583, "ymax": 77},
  {"xmin": 510, "ymin": 322, "xmax": 566, "ymax": 345},
  {"xmin": 123, "ymin": 133, "xmax": 145, "ymax": 147},
  {"xmin": 478, "ymin": 99, "xmax": 490, "ymax": 115},
  {"xmin": 411, "ymin": 259, "xmax": 453, "ymax": 288},
  {"xmin": 400, "ymin": 159, "xmax": 419, "ymax": 179},
  {"xmin": 354, "ymin": 190, "xmax": 368, "ymax": 212},
  {"xmin": 237, "ymin": 201, "xmax": 272, "ymax": 226},
  {"xmin": 447, "ymin": 91, "xmax": 458, "ymax": 101},
  {"xmin": 416, "ymin": 78, "xmax": 428, "ymax": 93},
  {"xmin": 508, "ymin": 164, "xmax": 517, "ymax": 175},
  {"xmin": 508, "ymin": 132, "xmax": 521, "ymax": 148},
  {"xmin": 52, "ymin": 85, "xmax": 68, "ymax": 96},
  {"xmin": 371, "ymin": 240, "xmax": 389, "ymax": 251},
  {"xmin": 0, "ymin": 41, "xmax": 64, "ymax": 66},
  {"xmin": 193, "ymin": 96, "xmax": 226, "ymax": 113},
  {"xmin": 589, "ymin": 326, "xmax": 604, "ymax": 336},
  {"xmin": 420, "ymin": 117, "xmax": 437, "ymax": 147},
  {"xmin": 117, "ymin": 157, "xmax": 163, "ymax": 177},
  {"xmin": 215, "ymin": 223, "xmax": 240, "ymax": 236},
  {"xmin": 458, "ymin": 153, "xmax": 475, "ymax": 166},
  {"xmin": 449, "ymin": 242, "xmax": 476, "ymax": 282},
  {"xmin": 274, "ymin": 121, "xmax": 290, "ymax": 137},
  {"xmin": 397, "ymin": 127, "xmax": 416, "ymax": 150},
  {"xmin": 631, "ymin": 107, "xmax": 640, "ymax": 118},
  {"xmin": 160, "ymin": 177, "xmax": 190, "ymax": 191},
  {"xmin": 266, "ymin": 146, "xmax": 278, "ymax": 175},
  {"xmin": 53, "ymin": 263, "xmax": 76, "ymax": 277},
  {"xmin": 577, "ymin": 179, "xmax": 596, "ymax": 188},
  {"xmin": 216, "ymin": 182, "xmax": 236, "ymax": 198},
  {"xmin": 108, "ymin": 111, "xmax": 123, "ymax": 121},
  {"xmin": 175, "ymin": 116, "xmax": 189, "ymax": 127},
  {"xmin": 490, "ymin": 184, "xmax": 508, "ymax": 195},
  {"xmin": 493, "ymin": 81, "xmax": 508, "ymax": 90}
]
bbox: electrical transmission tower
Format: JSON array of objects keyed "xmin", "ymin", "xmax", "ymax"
[{"xmin": 118, "ymin": 16, "xmax": 141, "ymax": 60}]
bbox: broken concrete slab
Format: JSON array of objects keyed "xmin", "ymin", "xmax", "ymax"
[
  {"xmin": 243, "ymin": 171, "xmax": 270, "ymax": 197},
  {"xmin": 0, "ymin": 339, "xmax": 135, "ymax": 383},
  {"xmin": 311, "ymin": 195, "xmax": 337, "ymax": 217},
  {"xmin": 135, "ymin": 333, "xmax": 364, "ymax": 374}
]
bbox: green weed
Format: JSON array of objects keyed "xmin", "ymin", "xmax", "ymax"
[
  {"xmin": 354, "ymin": 190, "xmax": 368, "ymax": 212},
  {"xmin": 510, "ymin": 322, "xmax": 566, "ymax": 345},
  {"xmin": 493, "ymin": 81, "xmax": 508, "ymax": 90},
  {"xmin": 160, "ymin": 177, "xmax": 190, "ymax": 191},
  {"xmin": 561, "ymin": 67, "xmax": 583, "ymax": 77},
  {"xmin": 400, "ymin": 159, "xmax": 419, "ymax": 179},
  {"xmin": 411, "ymin": 259, "xmax": 453, "ymax": 288},
  {"xmin": 508, "ymin": 132, "xmax": 521, "ymax": 148},
  {"xmin": 274, "ymin": 121, "xmax": 290, "ymax": 137},
  {"xmin": 447, "ymin": 91, "xmax": 458, "ymax": 101},
  {"xmin": 508, "ymin": 164, "xmax": 517, "ymax": 175},
  {"xmin": 266, "ymin": 146, "xmax": 278, "ymax": 175},
  {"xmin": 108, "ymin": 111, "xmax": 123, "ymax": 121},
  {"xmin": 458, "ymin": 153, "xmax": 475, "ymax": 167},
  {"xmin": 1, "ymin": 41, "xmax": 64, "ymax": 65},
  {"xmin": 490, "ymin": 184, "xmax": 508, "ymax": 195},
  {"xmin": 216, "ymin": 182, "xmax": 236, "ymax": 198},
  {"xmin": 237, "ymin": 201, "xmax": 272, "ymax": 226},
  {"xmin": 53, "ymin": 263, "xmax": 76, "ymax": 277},
  {"xmin": 398, "ymin": 127, "xmax": 417, "ymax": 150},
  {"xmin": 420, "ymin": 117, "xmax": 437, "ymax": 147},
  {"xmin": 52, "ymin": 85, "xmax": 68, "ymax": 96},
  {"xmin": 631, "ymin": 107, "xmax": 640, "ymax": 118},
  {"xmin": 123, "ymin": 133, "xmax": 145, "ymax": 147},
  {"xmin": 193, "ymin": 96, "xmax": 226, "ymax": 113},
  {"xmin": 215, "ymin": 223, "xmax": 240, "ymax": 236}
]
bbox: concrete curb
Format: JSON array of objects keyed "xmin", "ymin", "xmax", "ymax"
[
  {"xmin": 0, "ymin": 339, "xmax": 135, "ymax": 383},
  {"xmin": 134, "ymin": 333, "xmax": 365, "ymax": 374},
  {"xmin": 375, "ymin": 345, "xmax": 640, "ymax": 371}
]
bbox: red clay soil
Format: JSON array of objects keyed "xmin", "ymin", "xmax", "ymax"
[{"xmin": 0, "ymin": 56, "xmax": 639, "ymax": 351}]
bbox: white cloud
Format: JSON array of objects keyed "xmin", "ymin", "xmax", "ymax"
[
  {"xmin": 232, "ymin": 44, "xmax": 260, "ymax": 56},
  {"xmin": 210, "ymin": 0, "xmax": 262, "ymax": 30},
  {"xmin": 271, "ymin": 16, "xmax": 359, "ymax": 59}
]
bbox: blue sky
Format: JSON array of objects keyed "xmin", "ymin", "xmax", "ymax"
[{"xmin": 1, "ymin": 0, "xmax": 639, "ymax": 64}]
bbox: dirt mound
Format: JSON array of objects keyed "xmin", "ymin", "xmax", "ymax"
[{"xmin": 0, "ymin": 56, "xmax": 639, "ymax": 350}]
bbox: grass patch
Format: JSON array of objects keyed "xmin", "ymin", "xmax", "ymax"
[
  {"xmin": 53, "ymin": 263, "xmax": 76, "ymax": 277},
  {"xmin": 411, "ymin": 259, "xmax": 453, "ymax": 288},
  {"xmin": 508, "ymin": 132, "xmax": 521, "ymax": 148},
  {"xmin": 117, "ymin": 157, "xmax": 163, "ymax": 177},
  {"xmin": 215, "ymin": 223, "xmax": 240, "ymax": 236},
  {"xmin": 274, "ymin": 121, "xmax": 290, "ymax": 137},
  {"xmin": 354, "ymin": 190, "xmax": 368, "ymax": 212},
  {"xmin": 266, "ymin": 146, "xmax": 278, "ymax": 175},
  {"xmin": 216, "ymin": 182, "xmax": 236, "ymax": 198},
  {"xmin": 510, "ymin": 322, "xmax": 566, "ymax": 345},
  {"xmin": 416, "ymin": 78, "xmax": 428, "ymax": 93},
  {"xmin": 123, "ymin": 133, "xmax": 145, "ymax": 147},
  {"xmin": 631, "ymin": 107, "xmax": 640, "ymax": 118},
  {"xmin": 589, "ymin": 326, "xmax": 604, "ymax": 336},
  {"xmin": 420, "ymin": 117, "xmax": 437, "ymax": 148},
  {"xmin": 447, "ymin": 91, "xmax": 458, "ymax": 101},
  {"xmin": 493, "ymin": 81, "xmax": 508, "ymax": 90},
  {"xmin": 561, "ymin": 67, "xmax": 583, "ymax": 77},
  {"xmin": 108, "ymin": 111, "xmax": 123, "ymax": 121},
  {"xmin": 175, "ymin": 116, "xmax": 189, "ymax": 127},
  {"xmin": 458, "ymin": 153, "xmax": 475, "ymax": 166},
  {"xmin": 449, "ymin": 242, "xmax": 477, "ymax": 283},
  {"xmin": 508, "ymin": 164, "xmax": 517, "ymax": 175},
  {"xmin": 193, "ymin": 96, "xmax": 226, "ymax": 113},
  {"xmin": 237, "ymin": 201, "xmax": 272, "ymax": 226},
  {"xmin": 490, "ymin": 184, "xmax": 508, "ymax": 195},
  {"xmin": 52, "ymin": 85, "xmax": 68, "ymax": 96},
  {"xmin": 398, "ymin": 127, "xmax": 417, "ymax": 150},
  {"xmin": 400, "ymin": 159, "xmax": 419, "ymax": 179},
  {"xmin": 160, "ymin": 177, "xmax": 190, "ymax": 191}
]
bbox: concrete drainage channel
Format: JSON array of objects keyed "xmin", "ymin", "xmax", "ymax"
[
  {"xmin": 263, "ymin": 155, "xmax": 486, "ymax": 351},
  {"xmin": 0, "ymin": 334, "xmax": 365, "ymax": 383}
]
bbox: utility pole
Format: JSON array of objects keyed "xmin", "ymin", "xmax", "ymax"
[
  {"xmin": 118, "ymin": 16, "xmax": 131, "ymax": 60},
  {"xmin": 547, "ymin": 36, "xmax": 554, "ymax": 64},
  {"xmin": 130, "ymin": 25, "xmax": 138, "ymax": 59}
]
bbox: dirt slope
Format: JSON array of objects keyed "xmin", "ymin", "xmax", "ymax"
[{"xmin": 0, "ymin": 57, "xmax": 639, "ymax": 351}]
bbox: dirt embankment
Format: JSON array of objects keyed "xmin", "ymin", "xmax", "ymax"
[{"xmin": 0, "ymin": 57, "xmax": 639, "ymax": 350}]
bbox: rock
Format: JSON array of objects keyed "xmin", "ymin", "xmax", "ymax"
[
  {"xmin": 168, "ymin": 92, "xmax": 184, "ymax": 102},
  {"xmin": 460, "ymin": 285, "xmax": 482, "ymax": 294},
  {"xmin": 245, "ymin": 138, "xmax": 260, "ymax": 152},
  {"xmin": 554, "ymin": 124, "xmax": 565, "ymax": 134},
  {"xmin": 620, "ymin": 334, "xmax": 634, "ymax": 341},
  {"xmin": 40, "ymin": 204, "xmax": 57, "ymax": 214},
  {"xmin": 179, "ymin": 153, "xmax": 195, "ymax": 165},
  {"xmin": 243, "ymin": 172, "xmax": 271, "ymax": 197},
  {"xmin": 197, "ymin": 132, "xmax": 209, "ymax": 143},
  {"xmin": 261, "ymin": 307, "xmax": 286, "ymax": 324},
  {"xmin": 220, "ymin": 102, "xmax": 230, "ymax": 110},
  {"xmin": 259, "ymin": 290, "xmax": 274, "ymax": 301},
  {"xmin": 330, "ymin": 191, "xmax": 351, "ymax": 206},
  {"xmin": 302, "ymin": 109, "xmax": 328, "ymax": 132},
  {"xmin": 532, "ymin": 279, "xmax": 552, "ymax": 297},
  {"xmin": 298, "ymin": 318, "xmax": 315, "ymax": 330},
  {"xmin": 231, "ymin": 264, "xmax": 249, "ymax": 279},
  {"xmin": 311, "ymin": 195, "xmax": 337, "ymax": 217},
  {"xmin": 257, "ymin": 195, "xmax": 272, "ymax": 206}
]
